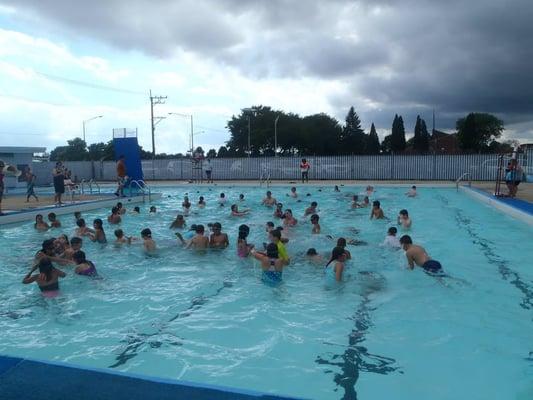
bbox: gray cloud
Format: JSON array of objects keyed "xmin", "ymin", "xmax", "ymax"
[{"xmin": 3, "ymin": 0, "xmax": 533, "ymax": 138}]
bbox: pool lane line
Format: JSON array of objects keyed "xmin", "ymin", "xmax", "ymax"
[
  {"xmin": 315, "ymin": 291, "xmax": 402, "ymax": 400},
  {"xmin": 109, "ymin": 280, "xmax": 233, "ymax": 369}
]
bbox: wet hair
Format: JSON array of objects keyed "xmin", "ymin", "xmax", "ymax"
[
  {"xmin": 114, "ymin": 229, "xmax": 124, "ymax": 238},
  {"xmin": 199, "ymin": 196, "xmax": 204, "ymax": 202},
  {"xmin": 111, "ymin": 206, "xmax": 119, "ymax": 214},
  {"xmin": 76, "ymin": 218, "xmax": 86, "ymax": 228},
  {"xmin": 399, "ymin": 235, "xmax": 412, "ymax": 245},
  {"xmin": 117, "ymin": 202, "xmax": 123, "ymax": 208},
  {"xmin": 238, "ymin": 224, "xmax": 250, "ymax": 240},
  {"xmin": 72, "ymin": 250, "xmax": 86, "ymax": 264},
  {"xmin": 149, "ymin": 206, "xmax": 156, "ymax": 212},
  {"xmin": 266, "ymin": 243, "xmax": 279, "ymax": 259},
  {"xmin": 311, "ymin": 214, "xmax": 319, "ymax": 222},
  {"xmin": 266, "ymin": 191, "xmax": 272, "ymax": 196},
  {"xmin": 337, "ymin": 237, "xmax": 347, "ymax": 247},
  {"xmin": 220, "ymin": 193, "xmax": 225, "ymax": 198},
  {"xmin": 285, "ymin": 209, "xmax": 293, "ymax": 216},
  {"xmin": 353, "ymin": 195, "xmax": 359, "ymax": 201},
  {"xmin": 306, "ymin": 248, "xmax": 318, "ymax": 256},
  {"xmin": 58, "ymin": 234, "xmax": 69, "ymax": 243},
  {"xmin": 133, "ymin": 206, "xmax": 140, "ymax": 212},
  {"xmin": 311, "ymin": 201, "xmax": 317, "ymax": 207},
  {"xmin": 266, "ymin": 221, "xmax": 275, "ymax": 228},
  {"xmin": 35, "ymin": 214, "xmax": 43, "ymax": 221},
  {"xmin": 387, "ymin": 226, "xmax": 398, "ymax": 235},
  {"xmin": 42, "ymin": 238, "xmax": 56, "ymax": 252},
  {"xmin": 74, "ymin": 211, "xmax": 82, "ymax": 219},
  {"xmin": 38, "ymin": 258, "xmax": 54, "ymax": 281},
  {"xmin": 276, "ymin": 202, "xmax": 283, "ymax": 208},
  {"xmin": 291, "ymin": 187, "xmax": 296, "ymax": 191},
  {"xmin": 411, "ymin": 185, "xmax": 416, "ymax": 189},
  {"xmin": 231, "ymin": 204, "xmax": 237, "ymax": 211},
  {"xmin": 326, "ymin": 246, "xmax": 345, "ymax": 267},
  {"xmin": 373, "ymin": 200, "xmax": 381, "ymax": 208},
  {"xmin": 195, "ymin": 224, "xmax": 205, "ymax": 234},
  {"xmin": 270, "ymin": 229, "xmax": 282, "ymax": 240},
  {"xmin": 48, "ymin": 212, "xmax": 56, "ymax": 221},
  {"xmin": 176, "ymin": 214, "xmax": 184, "ymax": 220},
  {"xmin": 141, "ymin": 228, "xmax": 152, "ymax": 238},
  {"xmin": 239, "ymin": 194, "xmax": 244, "ymax": 199},
  {"xmin": 93, "ymin": 219, "xmax": 103, "ymax": 229},
  {"xmin": 363, "ymin": 196, "xmax": 369, "ymax": 203},
  {"xmin": 301, "ymin": 158, "xmax": 306, "ymax": 163},
  {"xmin": 213, "ymin": 222, "xmax": 222, "ymax": 230},
  {"xmin": 399, "ymin": 209, "xmax": 408, "ymax": 216},
  {"xmin": 70, "ymin": 237, "xmax": 82, "ymax": 246}
]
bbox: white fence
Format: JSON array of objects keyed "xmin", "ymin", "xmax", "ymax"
[{"xmin": 31, "ymin": 151, "xmax": 531, "ymax": 185}]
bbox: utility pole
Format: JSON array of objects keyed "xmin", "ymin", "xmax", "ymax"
[
  {"xmin": 150, "ymin": 89, "xmax": 167, "ymax": 157},
  {"xmin": 274, "ymin": 115, "xmax": 280, "ymax": 157}
]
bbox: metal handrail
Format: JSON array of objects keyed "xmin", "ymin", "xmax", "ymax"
[
  {"xmin": 455, "ymin": 172, "xmax": 471, "ymax": 191},
  {"xmin": 80, "ymin": 179, "xmax": 86, "ymax": 194},
  {"xmin": 259, "ymin": 172, "xmax": 271, "ymax": 187},
  {"xmin": 129, "ymin": 180, "xmax": 146, "ymax": 202},
  {"xmin": 87, "ymin": 179, "xmax": 100, "ymax": 194},
  {"xmin": 137, "ymin": 180, "xmax": 152, "ymax": 202}
]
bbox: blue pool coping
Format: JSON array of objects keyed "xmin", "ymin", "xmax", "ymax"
[{"xmin": 0, "ymin": 355, "xmax": 302, "ymax": 400}]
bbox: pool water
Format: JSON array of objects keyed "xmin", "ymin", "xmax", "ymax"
[{"xmin": 0, "ymin": 186, "xmax": 532, "ymax": 400}]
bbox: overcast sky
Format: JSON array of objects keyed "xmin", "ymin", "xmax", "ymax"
[{"xmin": 0, "ymin": 0, "xmax": 532, "ymax": 154}]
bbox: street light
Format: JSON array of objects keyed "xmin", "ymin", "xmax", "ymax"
[
  {"xmin": 82, "ymin": 115, "xmax": 103, "ymax": 143},
  {"xmin": 274, "ymin": 115, "xmax": 280, "ymax": 157},
  {"xmin": 168, "ymin": 112, "xmax": 194, "ymax": 154},
  {"xmin": 243, "ymin": 108, "xmax": 255, "ymax": 157}
]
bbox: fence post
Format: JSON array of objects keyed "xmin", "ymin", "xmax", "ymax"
[
  {"xmin": 390, "ymin": 154, "xmax": 394, "ymax": 180},
  {"xmin": 432, "ymin": 153, "xmax": 436, "ymax": 180}
]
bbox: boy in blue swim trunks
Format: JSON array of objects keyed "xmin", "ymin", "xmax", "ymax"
[{"xmin": 399, "ymin": 235, "xmax": 443, "ymax": 274}]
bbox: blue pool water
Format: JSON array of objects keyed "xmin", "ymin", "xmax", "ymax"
[{"xmin": 0, "ymin": 185, "xmax": 532, "ymax": 400}]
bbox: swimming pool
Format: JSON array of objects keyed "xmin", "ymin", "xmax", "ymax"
[{"xmin": 0, "ymin": 185, "xmax": 531, "ymax": 399}]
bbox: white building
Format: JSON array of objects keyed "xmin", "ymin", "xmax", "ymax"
[{"xmin": 0, "ymin": 146, "xmax": 47, "ymax": 189}]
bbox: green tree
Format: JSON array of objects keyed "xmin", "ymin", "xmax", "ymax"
[
  {"xmin": 217, "ymin": 146, "xmax": 229, "ymax": 157},
  {"xmin": 390, "ymin": 114, "xmax": 406, "ymax": 153},
  {"xmin": 420, "ymin": 119, "xmax": 430, "ymax": 152},
  {"xmin": 413, "ymin": 115, "xmax": 429, "ymax": 153},
  {"xmin": 381, "ymin": 134, "xmax": 393, "ymax": 154},
  {"xmin": 206, "ymin": 149, "xmax": 217, "ymax": 158},
  {"xmin": 456, "ymin": 112, "xmax": 504, "ymax": 152},
  {"xmin": 341, "ymin": 106, "xmax": 366, "ymax": 154},
  {"xmin": 87, "ymin": 141, "xmax": 115, "ymax": 160},
  {"xmin": 50, "ymin": 137, "xmax": 88, "ymax": 161},
  {"xmin": 366, "ymin": 123, "xmax": 381, "ymax": 154}
]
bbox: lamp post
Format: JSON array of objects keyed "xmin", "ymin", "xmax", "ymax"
[
  {"xmin": 243, "ymin": 108, "xmax": 254, "ymax": 157},
  {"xmin": 168, "ymin": 112, "xmax": 194, "ymax": 154},
  {"xmin": 82, "ymin": 115, "xmax": 103, "ymax": 143},
  {"xmin": 274, "ymin": 115, "xmax": 280, "ymax": 157}
]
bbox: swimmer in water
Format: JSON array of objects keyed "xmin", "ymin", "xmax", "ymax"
[
  {"xmin": 304, "ymin": 201, "xmax": 318, "ymax": 216},
  {"xmin": 334, "ymin": 185, "xmax": 340, "ymax": 192},
  {"xmin": 75, "ymin": 218, "xmax": 94, "ymax": 238},
  {"xmin": 90, "ymin": 219, "xmax": 107, "ymax": 243},
  {"xmin": 325, "ymin": 246, "xmax": 346, "ymax": 282},
  {"xmin": 366, "ymin": 185, "xmax": 374, "ymax": 196},
  {"xmin": 406, "ymin": 185, "xmax": 417, "ymax": 197},
  {"xmin": 132, "ymin": 206, "xmax": 141, "ymax": 214},
  {"xmin": 209, "ymin": 222, "xmax": 229, "ymax": 249},
  {"xmin": 310, "ymin": 214, "xmax": 321, "ymax": 234},
  {"xmin": 397, "ymin": 209, "xmax": 412, "ymax": 229},
  {"xmin": 287, "ymin": 186, "xmax": 298, "ymax": 198},
  {"xmin": 399, "ymin": 235, "xmax": 443, "ymax": 274},
  {"xmin": 237, "ymin": 224, "xmax": 254, "ymax": 257},
  {"xmin": 382, "ymin": 226, "xmax": 401, "ymax": 248},
  {"xmin": 48, "ymin": 212, "xmax": 61, "ymax": 228},
  {"xmin": 114, "ymin": 229, "xmax": 133, "ymax": 244},
  {"xmin": 186, "ymin": 224, "xmax": 209, "ymax": 250},
  {"xmin": 305, "ymin": 248, "xmax": 324, "ymax": 265},
  {"xmin": 141, "ymin": 228, "xmax": 157, "ymax": 252},
  {"xmin": 361, "ymin": 196, "xmax": 370, "ymax": 208},
  {"xmin": 62, "ymin": 237, "xmax": 83, "ymax": 261},
  {"xmin": 53, "ymin": 234, "xmax": 69, "ymax": 255},
  {"xmin": 107, "ymin": 206, "xmax": 122, "ymax": 225},
  {"xmin": 251, "ymin": 243, "xmax": 284, "ymax": 284},
  {"xmin": 336, "ymin": 238, "xmax": 352, "ymax": 259},
  {"xmin": 72, "ymin": 250, "xmax": 98, "ymax": 277},
  {"xmin": 218, "ymin": 193, "xmax": 227, "ymax": 206},
  {"xmin": 262, "ymin": 190, "xmax": 277, "ymax": 206},
  {"xmin": 149, "ymin": 206, "xmax": 157, "ymax": 213},
  {"xmin": 23, "ymin": 257, "xmax": 66, "ymax": 293},
  {"xmin": 265, "ymin": 221, "xmax": 275, "ymax": 234},
  {"xmin": 198, "ymin": 196, "xmax": 206, "ymax": 208},
  {"xmin": 268, "ymin": 229, "xmax": 289, "ymax": 265},
  {"xmin": 34, "ymin": 214, "xmax": 49, "ymax": 232},
  {"xmin": 170, "ymin": 214, "xmax": 186, "ymax": 229},
  {"xmin": 116, "ymin": 202, "xmax": 126, "ymax": 215},
  {"xmin": 74, "ymin": 211, "xmax": 82, "ymax": 221},
  {"xmin": 351, "ymin": 195, "xmax": 361, "ymax": 208},
  {"xmin": 283, "ymin": 209, "xmax": 297, "ymax": 226},
  {"xmin": 273, "ymin": 203, "xmax": 284, "ymax": 218},
  {"xmin": 370, "ymin": 200, "xmax": 385, "ymax": 219},
  {"xmin": 34, "ymin": 239, "xmax": 68, "ymax": 265},
  {"xmin": 239, "ymin": 193, "xmax": 245, "ymax": 202},
  {"xmin": 231, "ymin": 204, "xmax": 250, "ymax": 217},
  {"xmin": 182, "ymin": 196, "xmax": 191, "ymax": 209}
]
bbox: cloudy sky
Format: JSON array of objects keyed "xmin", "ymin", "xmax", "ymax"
[{"xmin": 0, "ymin": 0, "xmax": 532, "ymax": 154}]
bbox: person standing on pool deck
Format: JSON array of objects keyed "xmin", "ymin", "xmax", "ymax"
[
  {"xmin": 399, "ymin": 235, "xmax": 443, "ymax": 274},
  {"xmin": 26, "ymin": 169, "xmax": 38, "ymax": 202},
  {"xmin": 300, "ymin": 158, "xmax": 310, "ymax": 183},
  {"xmin": 52, "ymin": 161, "xmax": 65, "ymax": 206},
  {"xmin": 115, "ymin": 155, "xmax": 127, "ymax": 197},
  {"xmin": 205, "ymin": 158, "xmax": 213, "ymax": 183}
]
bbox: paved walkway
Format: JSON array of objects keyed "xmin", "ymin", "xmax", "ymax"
[
  {"xmin": 471, "ymin": 181, "xmax": 533, "ymax": 203},
  {"xmin": 1, "ymin": 194, "xmax": 115, "ymax": 214}
]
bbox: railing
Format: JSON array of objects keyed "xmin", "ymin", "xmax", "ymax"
[
  {"xmin": 88, "ymin": 179, "xmax": 100, "ymax": 194},
  {"xmin": 455, "ymin": 172, "xmax": 471, "ymax": 191},
  {"xmin": 259, "ymin": 171, "xmax": 271, "ymax": 187},
  {"xmin": 128, "ymin": 180, "xmax": 152, "ymax": 202},
  {"xmin": 80, "ymin": 179, "xmax": 86, "ymax": 194}
]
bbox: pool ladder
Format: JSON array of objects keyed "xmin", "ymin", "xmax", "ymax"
[
  {"xmin": 129, "ymin": 180, "xmax": 152, "ymax": 202},
  {"xmin": 80, "ymin": 179, "xmax": 100, "ymax": 194},
  {"xmin": 260, "ymin": 171, "xmax": 271, "ymax": 187},
  {"xmin": 455, "ymin": 172, "xmax": 471, "ymax": 191}
]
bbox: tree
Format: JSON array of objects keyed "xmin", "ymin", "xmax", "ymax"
[
  {"xmin": 413, "ymin": 116, "xmax": 429, "ymax": 153},
  {"xmin": 217, "ymin": 146, "xmax": 229, "ymax": 158},
  {"xmin": 341, "ymin": 106, "xmax": 366, "ymax": 154},
  {"xmin": 87, "ymin": 141, "xmax": 114, "ymax": 160},
  {"xmin": 381, "ymin": 134, "xmax": 393, "ymax": 154},
  {"xmin": 50, "ymin": 138, "xmax": 88, "ymax": 161},
  {"xmin": 366, "ymin": 123, "xmax": 381, "ymax": 154},
  {"xmin": 206, "ymin": 149, "xmax": 217, "ymax": 159},
  {"xmin": 390, "ymin": 114, "xmax": 406, "ymax": 153},
  {"xmin": 456, "ymin": 112, "xmax": 504, "ymax": 152}
]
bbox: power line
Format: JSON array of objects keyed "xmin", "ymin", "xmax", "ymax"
[{"xmin": 0, "ymin": 93, "xmax": 70, "ymax": 107}]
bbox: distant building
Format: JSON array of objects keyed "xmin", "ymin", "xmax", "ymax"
[
  {"xmin": 0, "ymin": 146, "xmax": 47, "ymax": 188},
  {"xmin": 429, "ymin": 130, "xmax": 460, "ymax": 154}
]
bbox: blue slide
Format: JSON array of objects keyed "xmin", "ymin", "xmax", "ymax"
[{"xmin": 113, "ymin": 137, "xmax": 144, "ymax": 182}]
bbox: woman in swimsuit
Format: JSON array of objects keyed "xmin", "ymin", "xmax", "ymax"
[
  {"xmin": 73, "ymin": 250, "xmax": 98, "ymax": 277},
  {"xmin": 23, "ymin": 257, "xmax": 66, "ymax": 295},
  {"xmin": 91, "ymin": 218, "xmax": 107, "ymax": 243},
  {"xmin": 325, "ymin": 246, "xmax": 346, "ymax": 283},
  {"xmin": 251, "ymin": 243, "xmax": 284, "ymax": 284}
]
